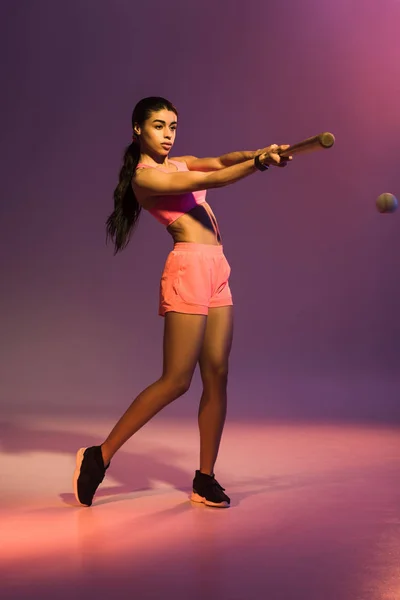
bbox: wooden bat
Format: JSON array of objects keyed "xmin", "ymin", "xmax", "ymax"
[{"xmin": 278, "ymin": 132, "xmax": 335, "ymax": 158}]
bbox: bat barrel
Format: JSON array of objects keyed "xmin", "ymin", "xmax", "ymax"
[{"xmin": 278, "ymin": 132, "xmax": 335, "ymax": 157}]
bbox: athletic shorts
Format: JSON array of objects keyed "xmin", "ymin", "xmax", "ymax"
[{"xmin": 159, "ymin": 242, "xmax": 233, "ymax": 316}]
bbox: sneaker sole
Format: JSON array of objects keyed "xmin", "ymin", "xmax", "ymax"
[
  {"xmin": 73, "ymin": 447, "xmax": 89, "ymax": 506},
  {"xmin": 190, "ymin": 492, "xmax": 230, "ymax": 508}
]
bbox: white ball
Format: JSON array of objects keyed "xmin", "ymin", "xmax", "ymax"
[{"xmin": 376, "ymin": 193, "xmax": 398, "ymax": 214}]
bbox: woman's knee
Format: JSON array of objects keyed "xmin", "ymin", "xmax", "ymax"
[
  {"xmin": 160, "ymin": 373, "xmax": 192, "ymax": 399},
  {"xmin": 201, "ymin": 363, "xmax": 229, "ymax": 388}
]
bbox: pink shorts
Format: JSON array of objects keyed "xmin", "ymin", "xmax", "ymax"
[{"xmin": 159, "ymin": 242, "xmax": 233, "ymax": 316}]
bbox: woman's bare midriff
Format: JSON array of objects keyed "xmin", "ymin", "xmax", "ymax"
[
  {"xmin": 166, "ymin": 203, "xmax": 221, "ymax": 245},
  {"xmin": 133, "ymin": 162, "xmax": 221, "ymax": 245}
]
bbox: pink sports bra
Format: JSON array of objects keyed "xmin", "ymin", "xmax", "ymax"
[{"xmin": 135, "ymin": 159, "xmax": 207, "ymax": 226}]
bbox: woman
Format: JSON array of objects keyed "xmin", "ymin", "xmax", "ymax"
[{"xmin": 73, "ymin": 97, "xmax": 291, "ymax": 508}]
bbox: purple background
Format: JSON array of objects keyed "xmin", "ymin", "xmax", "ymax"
[{"xmin": 1, "ymin": 0, "xmax": 399, "ymax": 423}]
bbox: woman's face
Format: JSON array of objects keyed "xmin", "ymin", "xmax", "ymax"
[{"xmin": 135, "ymin": 109, "xmax": 178, "ymax": 157}]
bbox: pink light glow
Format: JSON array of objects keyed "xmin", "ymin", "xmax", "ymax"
[{"xmin": 1, "ymin": 417, "xmax": 399, "ymax": 598}]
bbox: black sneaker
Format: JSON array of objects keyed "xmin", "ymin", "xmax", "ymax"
[
  {"xmin": 73, "ymin": 446, "xmax": 109, "ymax": 507},
  {"xmin": 191, "ymin": 470, "xmax": 230, "ymax": 508}
]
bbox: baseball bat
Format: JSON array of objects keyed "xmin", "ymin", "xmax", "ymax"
[{"xmin": 278, "ymin": 132, "xmax": 335, "ymax": 157}]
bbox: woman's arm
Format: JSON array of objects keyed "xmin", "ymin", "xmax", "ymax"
[
  {"xmin": 172, "ymin": 152, "xmax": 257, "ymax": 172},
  {"xmin": 134, "ymin": 145, "xmax": 290, "ymax": 197}
]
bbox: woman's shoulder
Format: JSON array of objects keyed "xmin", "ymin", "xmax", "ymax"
[{"xmin": 169, "ymin": 156, "xmax": 196, "ymax": 170}]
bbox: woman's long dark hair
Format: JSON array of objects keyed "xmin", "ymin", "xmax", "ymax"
[{"xmin": 106, "ymin": 96, "xmax": 178, "ymax": 254}]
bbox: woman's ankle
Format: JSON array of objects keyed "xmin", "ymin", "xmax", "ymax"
[{"xmin": 100, "ymin": 443, "xmax": 111, "ymax": 467}]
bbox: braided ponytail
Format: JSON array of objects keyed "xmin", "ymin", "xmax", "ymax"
[{"xmin": 106, "ymin": 141, "xmax": 141, "ymax": 254}]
